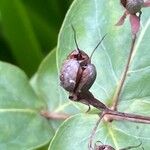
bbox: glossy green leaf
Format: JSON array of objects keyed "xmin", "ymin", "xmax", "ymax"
[
  {"xmin": 0, "ymin": 62, "xmax": 53, "ymax": 149},
  {"xmin": 49, "ymin": 0, "xmax": 150, "ymax": 149}
]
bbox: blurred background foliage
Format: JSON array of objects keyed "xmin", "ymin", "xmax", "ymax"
[{"xmin": 0, "ymin": 0, "xmax": 72, "ymax": 76}]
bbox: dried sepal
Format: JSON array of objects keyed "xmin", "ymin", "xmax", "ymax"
[{"xmin": 116, "ymin": 0, "xmax": 150, "ymax": 35}]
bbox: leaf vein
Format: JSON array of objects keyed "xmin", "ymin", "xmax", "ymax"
[
  {"xmin": 113, "ymin": 127, "xmax": 150, "ymax": 140},
  {"xmin": 0, "ymin": 108, "xmax": 37, "ymax": 113},
  {"xmin": 129, "ymin": 65, "xmax": 150, "ymax": 73},
  {"xmin": 94, "ymin": 0, "xmax": 118, "ymax": 83}
]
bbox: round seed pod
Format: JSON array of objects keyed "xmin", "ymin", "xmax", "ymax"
[
  {"xmin": 60, "ymin": 59, "xmax": 82, "ymax": 92},
  {"xmin": 124, "ymin": 0, "xmax": 144, "ymax": 14}
]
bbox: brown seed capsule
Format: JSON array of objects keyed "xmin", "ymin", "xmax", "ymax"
[
  {"xmin": 60, "ymin": 59, "xmax": 82, "ymax": 92},
  {"xmin": 60, "ymin": 25, "xmax": 106, "ymax": 94},
  {"xmin": 121, "ymin": 0, "xmax": 144, "ymax": 14},
  {"xmin": 60, "ymin": 50, "xmax": 97, "ymax": 93},
  {"xmin": 121, "ymin": 0, "xmax": 127, "ymax": 7},
  {"xmin": 67, "ymin": 50, "xmax": 90, "ymax": 66},
  {"xmin": 75, "ymin": 64, "xmax": 96, "ymax": 93}
]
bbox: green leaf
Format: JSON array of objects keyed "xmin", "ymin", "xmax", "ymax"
[
  {"xmin": 0, "ymin": 62, "xmax": 53, "ymax": 149},
  {"xmin": 49, "ymin": 114, "xmax": 150, "ymax": 150},
  {"xmin": 30, "ymin": 49, "xmax": 84, "ymax": 131},
  {"xmin": 49, "ymin": 114, "xmax": 98, "ymax": 150},
  {"xmin": 49, "ymin": 0, "xmax": 150, "ymax": 149},
  {"xmin": 0, "ymin": 0, "xmax": 44, "ymax": 75}
]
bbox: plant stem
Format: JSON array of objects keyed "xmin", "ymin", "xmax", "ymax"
[
  {"xmin": 71, "ymin": 91, "xmax": 150, "ymax": 124},
  {"xmin": 112, "ymin": 34, "xmax": 137, "ymax": 111},
  {"xmin": 88, "ymin": 114, "xmax": 104, "ymax": 150},
  {"xmin": 41, "ymin": 111, "xmax": 70, "ymax": 120},
  {"xmin": 88, "ymin": 109, "xmax": 149, "ymax": 150},
  {"xmin": 70, "ymin": 91, "xmax": 108, "ymax": 110},
  {"xmin": 103, "ymin": 109, "xmax": 150, "ymax": 124}
]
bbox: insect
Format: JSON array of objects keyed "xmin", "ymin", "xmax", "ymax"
[{"xmin": 60, "ymin": 25, "xmax": 106, "ymax": 98}]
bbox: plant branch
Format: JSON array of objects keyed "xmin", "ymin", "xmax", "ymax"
[
  {"xmin": 88, "ymin": 113, "xmax": 104, "ymax": 150},
  {"xmin": 70, "ymin": 91, "xmax": 150, "ymax": 149},
  {"xmin": 70, "ymin": 91, "xmax": 150, "ymax": 124},
  {"xmin": 112, "ymin": 34, "xmax": 137, "ymax": 111},
  {"xmin": 88, "ymin": 109, "xmax": 149, "ymax": 150},
  {"xmin": 103, "ymin": 109, "xmax": 150, "ymax": 124},
  {"xmin": 41, "ymin": 111, "xmax": 70, "ymax": 120}
]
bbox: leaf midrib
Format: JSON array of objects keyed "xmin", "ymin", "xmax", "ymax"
[{"xmin": 0, "ymin": 108, "xmax": 37, "ymax": 113}]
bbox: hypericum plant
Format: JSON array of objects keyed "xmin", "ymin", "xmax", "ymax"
[
  {"xmin": 0, "ymin": 0, "xmax": 150, "ymax": 150},
  {"xmin": 59, "ymin": 1, "xmax": 150, "ymax": 150},
  {"xmin": 59, "ymin": 16, "xmax": 150, "ymax": 150}
]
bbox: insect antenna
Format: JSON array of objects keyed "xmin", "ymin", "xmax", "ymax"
[
  {"xmin": 71, "ymin": 25, "xmax": 80, "ymax": 52},
  {"xmin": 90, "ymin": 34, "xmax": 107, "ymax": 60}
]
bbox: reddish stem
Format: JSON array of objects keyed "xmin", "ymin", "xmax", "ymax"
[
  {"xmin": 112, "ymin": 34, "xmax": 137, "ymax": 111},
  {"xmin": 103, "ymin": 109, "xmax": 150, "ymax": 124}
]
